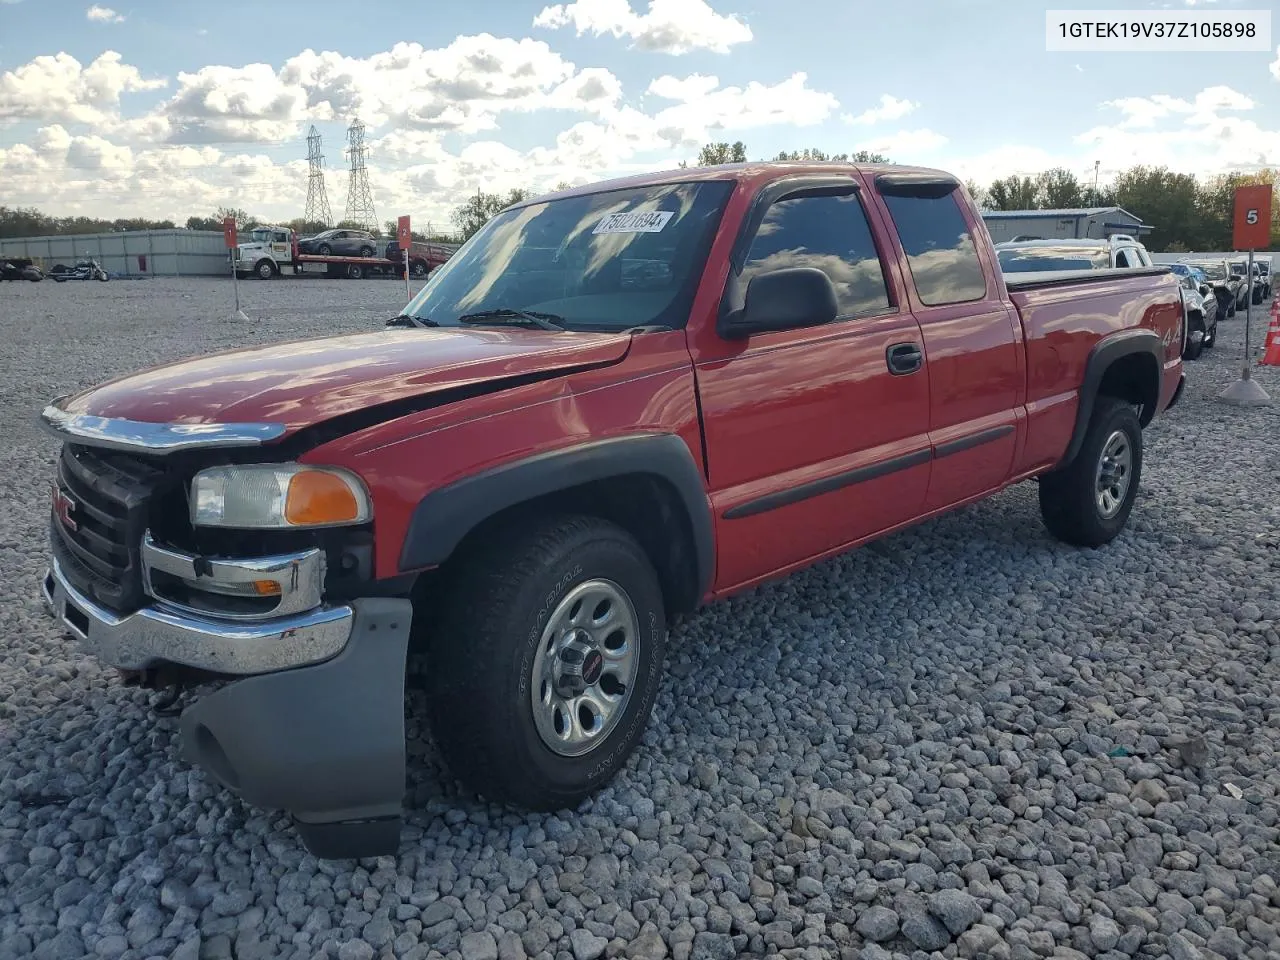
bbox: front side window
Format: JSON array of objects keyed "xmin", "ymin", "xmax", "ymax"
[
  {"xmin": 739, "ymin": 190, "xmax": 891, "ymax": 319},
  {"xmin": 879, "ymin": 188, "xmax": 987, "ymax": 305},
  {"xmin": 401, "ymin": 181, "xmax": 733, "ymax": 331},
  {"xmin": 1115, "ymin": 249, "xmax": 1134, "ymax": 268}
]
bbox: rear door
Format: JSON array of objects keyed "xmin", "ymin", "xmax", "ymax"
[
  {"xmin": 870, "ymin": 175, "xmax": 1023, "ymax": 510},
  {"xmin": 691, "ymin": 174, "xmax": 933, "ymax": 591}
]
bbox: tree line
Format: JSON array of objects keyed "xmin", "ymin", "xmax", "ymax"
[
  {"xmin": 968, "ymin": 165, "xmax": 1278, "ymax": 253},
  {"xmin": 5, "ymin": 142, "xmax": 1275, "ymax": 253}
]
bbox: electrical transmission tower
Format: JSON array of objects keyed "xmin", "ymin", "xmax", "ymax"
[
  {"xmin": 342, "ymin": 117, "xmax": 377, "ymax": 231},
  {"xmin": 303, "ymin": 125, "xmax": 333, "ymax": 228}
]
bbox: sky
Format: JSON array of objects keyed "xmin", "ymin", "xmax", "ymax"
[{"xmin": 0, "ymin": 0, "xmax": 1278, "ymax": 230}]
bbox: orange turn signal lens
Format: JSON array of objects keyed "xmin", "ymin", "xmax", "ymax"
[
  {"xmin": 284, "ymin": 471, "xmax": 363, "ymax": 526},
  {"xmin": 251, "ymin": 580, "xmax": 282, "ymax": 596}
]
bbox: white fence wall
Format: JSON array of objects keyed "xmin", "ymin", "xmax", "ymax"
[{"xmin": 0, "ymin": 230, "xmax": 228, "ymax": 277}]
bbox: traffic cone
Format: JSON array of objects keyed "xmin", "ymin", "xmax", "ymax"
[{"xmin": 1261, "ymin": 312, "xmax": 1280, "ymax": 367}]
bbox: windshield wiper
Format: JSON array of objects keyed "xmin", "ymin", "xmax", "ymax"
[
  {"xmin": 386, "ymin": 314, "xmax": 438, "ymax": 328},
  {"xmin": 456, "ymin": 308, "xmax": 566, "ymax": 331}
]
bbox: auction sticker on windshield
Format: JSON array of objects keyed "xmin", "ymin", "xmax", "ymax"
[{"xmin": 593, "ymin": 211, "xmax": 674, "ymax": 234}]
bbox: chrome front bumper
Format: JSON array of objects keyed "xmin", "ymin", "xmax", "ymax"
[{"xmin": 42, "ymin": 556, "xmax": 353, "ymax": 676}]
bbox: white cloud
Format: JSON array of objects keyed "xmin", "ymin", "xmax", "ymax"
[
  {"xmin": 639, "ymin": 72, "xmax": 838, "ymax": 145},
  {"xmin": 1271, "ymin": 45, "xmax": 1279, "ymax": 81},
  {"xmin": 854, "ymin": 128, "xmax": 948, "ymax": 158},
  {"xmin": 0, "ymin": 52, "xmax": 166, "ymax": 125},
  {"xmin": 647, "ymin": 73, "xmax": 719, "ymax": 101},
  {"xmin": 533, "ymin": 0, "xmax": 752, "ymax": 54},
  {"xmin": 1101, "ymin": 85, "xmax": 1253, "ymax": 129},
  {"xmin": 86, "ymin": 4, "xmax": 124, "ymax": 23},
  {"xmin": 842, "ymin": 94, "xmax": 918, "ymax": 126}
]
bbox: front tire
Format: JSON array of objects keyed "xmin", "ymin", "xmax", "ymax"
[
  {"xmin": 317, "ymin": 243, "xmax": 332, "ymax": 256},
  {"xmin": 255, "ymin": 260, "xmax": 275, "ymax": 280},
  {"xmin": 1039, "ymin": 397, "xmax": 1143, "ymax": 548},
  {"xmin": 425, "ymin": 515, "xmax": 667, "ymax": 811},
  {"xmin": 1182, "ymin": 314, "xmax": 1204, "ymax": 361}
]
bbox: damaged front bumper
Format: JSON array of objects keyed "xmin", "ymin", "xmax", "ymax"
[{"xmin": 42, "ymin": 555, "xmax": 412, "ymax": 859}]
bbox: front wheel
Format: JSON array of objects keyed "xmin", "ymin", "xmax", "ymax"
[
  {"xmin": 1182, "ymin": 316, "xmax": 1204, "ymax": 361},
  {"xmin": 317, "ymin": 244, "xmax": 332, "ymax": 256},
  {"xmin": 424, "ymin": 515, "xmax": 667, "ymax": 811},
  {"xmin": 255, "ymin": 260, "xmax": 275, "ymax": 280},
  {"xmin": 411, "ymin": 260, "xmax": 428, "ymax": 278},
  {"xmin": 1203, "ymin": 320, "xmax": 1217, "ymax": 348},
  {"xmin": 1039, "ymin": 397, "xmax": 1143, "ymax": 548}
]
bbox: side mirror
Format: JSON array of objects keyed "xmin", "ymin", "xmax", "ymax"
[
  {"xmin": 720, "ymin": 267, "xmax": 838, "ymax": 339},
  {"xmin": 1199, "ymin": 284, "xmax": 1211, "ymax": 297}
]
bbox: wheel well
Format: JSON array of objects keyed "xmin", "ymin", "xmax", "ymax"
[
  {"xmin": 1097, "ymin": 351, "xmax": 1160, "ymax": 427},
  {"xmin": 417, "ymin": 473, "xmax": 702, "ymax": 621},
  {"xmin": 1187, "ymin": 308, "xmax": 1204, "ymax": 330}
]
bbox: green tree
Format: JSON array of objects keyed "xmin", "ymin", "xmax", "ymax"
[
  {"xmin": 986, "ymin": 176, "xmax": 1038, "ymax": 211},
  {"xmin": 1111, "ymin": 166, "xmax": 1199, "ymax": 253},
  {"xmin": 1035, "ymin": 168, "xmax": 1084, "ymax": 209},
  {"xmin": 450, "ymin": 188, "xmax": 530, "ymax": 241}
]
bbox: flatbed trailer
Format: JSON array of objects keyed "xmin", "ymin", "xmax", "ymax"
[{"xmin": 231, "ymin": 228, "xmax": 440, "ymax": 280}]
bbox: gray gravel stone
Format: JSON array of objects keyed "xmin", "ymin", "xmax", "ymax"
[
  {"xmin": 928, "ymin": 888, "xmax": 982, "ymax": 935},
  {"xmin": 854, "ymin": 907, "xmax": 899, "ymax": 942},
  {"xmin": 461, "ymin": 931, "xmax": 500, "ymax": 960}
]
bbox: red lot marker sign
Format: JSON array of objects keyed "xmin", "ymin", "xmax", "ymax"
[
  {"xmin": 222, "ymin": 215, "xmax": 238, "ymax": 249},
  {"xmin": 1233, "ymin": 184, "xmax": 1272, "ymax": 250}
]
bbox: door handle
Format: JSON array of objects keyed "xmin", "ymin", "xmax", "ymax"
[{"xmin": 886, "ymin": 342, "xmax": 923, "ymax": 375}]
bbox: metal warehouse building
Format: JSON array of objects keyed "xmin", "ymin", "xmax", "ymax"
[
  {"xmin": 0, "ymin": 229, "xmax": 228, "ymax": 278},
  {"xmin": 981, "ymin": 207, "xmax": 1152, "ymax": 244}
]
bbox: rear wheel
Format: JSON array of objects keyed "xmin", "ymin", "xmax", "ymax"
[
  {"xmin": 317, "ymin": 243, "xmax": 332, "ymax": 256},
  {"xmin": 411, "ymin": 260, "xmax": 428, "ymax": 278},
  {"xmin": 1039, "ymin": 397, "xmax": 1142, "ymax": 548},
  {"xmin": 359, "ymin": 246, "xmax": 375, "ymax": 259},
  {"xmin": 424, "ymin": 515, "xmax": 667, "ymax": 811},
  {"xmin": 346, "ymin": 263, "xmax": 364, "ymax": 279}
]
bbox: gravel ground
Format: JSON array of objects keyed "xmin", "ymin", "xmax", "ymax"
[{"xmin": 2, "ymin": 276, "xmax": 1280, "ymax": 960}]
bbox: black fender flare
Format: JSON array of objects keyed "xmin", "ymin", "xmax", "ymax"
[
  {"xmin": 1059, "ymin": 328, "xmax": 1163, "ymax": 468},
  {"xmin": 398, "ymin": 433, "xmax": 715, "ymax": 603}
]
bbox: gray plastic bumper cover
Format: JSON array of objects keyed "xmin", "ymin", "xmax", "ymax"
[{"xmin": 179, "ymin": 597, "xmax": 414, "ymax": 859}]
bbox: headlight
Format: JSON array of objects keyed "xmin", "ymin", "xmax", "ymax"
[{"xmin": 191, "ymin": 464, "xmax": 372, "ymax": 529}]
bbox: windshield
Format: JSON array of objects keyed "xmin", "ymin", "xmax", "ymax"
[
  {"xmin": 1187, "ymin": 262, "xmax": 1227, "ymax": 280},
  {"xmin": 997, "ymin": 247, "xmax": 1109, "ymax": 272},
  {"xmin": 399, "ymin": 181, "xmax": 734, "ymax": 331},
  {"xmin": 250, "ymin": 229, "xmax": 276, "ymax": 243}
]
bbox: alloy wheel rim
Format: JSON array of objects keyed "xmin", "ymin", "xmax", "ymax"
[{"xmin": 530, "ymin": 579, "xmax": 639, "ymax": 757}]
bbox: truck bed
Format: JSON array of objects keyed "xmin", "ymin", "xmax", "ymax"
[{"xmin": 1007, "ymin": 266, "xmax": 1183, "ymax": 473}]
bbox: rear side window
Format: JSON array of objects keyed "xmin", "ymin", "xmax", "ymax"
[
  {"xmin": 741, "ymin": 191, "xmax": 891, "ymax": 319},
  {"xmin": 879, "ymin": 189, "xmax": 988, "ymax": 305}
]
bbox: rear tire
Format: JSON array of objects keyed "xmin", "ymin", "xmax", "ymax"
[
  {"xmin": 346, "ymin": 263, "xmax": 364, "ymax": 279},
  {"xmin": 411, "ymin": 260, "xmax": 428, "ymax": 278},
  {"xmin": 1039, "ymin": 397, "xmax": 1142, "ymax": 548},
  {"xmin": 317, "ymin": 244, "xmax": 332, "ymax": 256},
  {"xmin": 424, "ymin": 515, "xmax": 667, "ymax": 811}
]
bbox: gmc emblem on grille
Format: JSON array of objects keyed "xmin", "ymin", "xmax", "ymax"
[{"xmin": 52, "ymin": 485, "xmax": 78, "ymax": 532}]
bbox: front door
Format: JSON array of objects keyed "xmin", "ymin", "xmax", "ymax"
[{"xmin": 690, "ymin": 175, "xmax": 933, "ymax": 593}]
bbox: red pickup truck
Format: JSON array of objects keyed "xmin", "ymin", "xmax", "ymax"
[{"xmin": 39, "ymin": 162, "xmax": 1186, "ymax": 858}]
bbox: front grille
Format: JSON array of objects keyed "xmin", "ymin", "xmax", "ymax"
[{"xmin": 51, "ymin": 444, "xmax": 166, "ymax": 613}]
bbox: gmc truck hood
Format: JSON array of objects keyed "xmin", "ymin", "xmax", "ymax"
[{"xmin": 55, "ymin": 327, "xmax": 632, "ymax": 433}]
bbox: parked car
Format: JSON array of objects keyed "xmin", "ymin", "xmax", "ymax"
[
  {"xmin": 1172, "ymin": 271, "xmax": 1218, "ymax": 360},
  {"xmin": 1251, "ymin": 260, "xmax": 1270, "ymax": 301},
  {"xmin": 296, "ymin": 228, "xmax": 378, "ymax": 258},
  {"xmin": 994, "ymin": 236, "xmax": 1154, "ymax": 274},
  {"xmin": 1181, "ymin": 259, "xmax": 1241, "ymax": 318},
  {"xmin": 383, "ymin": 238, "xmax": 458, "ymax": 278},
  {"xmin": 1, "ymin": 257, "xmax": 43, "ymax": 281},
  {"xmin": 39, "ymin": 161, "xmax": 1186, "ymax": 859},
  {"xmin": 1256, "ymin": 257, "xmax": 1272, "ymax": 298},
  {"xmin": 1228, "ymin": 260, "xmax": 1259, "ymax": 307}
]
